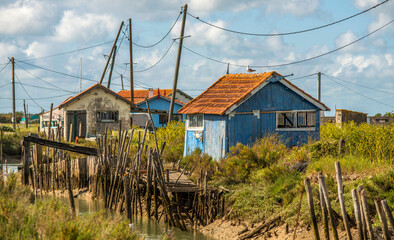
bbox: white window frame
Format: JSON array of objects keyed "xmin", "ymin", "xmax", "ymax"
[
  {"xmin": 186, "ymin": 114, "xmax": 204, "ymax": 130},
  {"xmin": 275, "ymin": 110, "xmax": 316, "ymax": 131}
]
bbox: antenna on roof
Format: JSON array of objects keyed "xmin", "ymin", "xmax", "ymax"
[{"xmin": 226, "ymin": 63, "xmax": 229, "ymax": 74}]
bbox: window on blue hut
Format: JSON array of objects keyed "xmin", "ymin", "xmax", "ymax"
[
  {"xmin": 277, "ymin": 112, "xmax": 295, "ymax": 128},
  {"xmin": 276, "ymin": 111, "xmax": 316, "ymax": 130},
  {"xmin": 188, "ymin": 114, "xmax": 203, "ymax": 128},
  {"xmin": 297, "ymin": 112, "xmax": 316, "ymax": 128},
  {"xmin": 97, "ymin": 111, "xmax": 119, "ymax": 123}
]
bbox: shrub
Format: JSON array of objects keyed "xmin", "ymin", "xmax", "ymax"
[
  {"xmin": 0, "ymin": 126, "xmax": 14, "ymax": 132},
  {"xmin": 181, "ymin": 148, "xmax": 216, "ymax": 182},
  {"xmin": 155, "ymin": 121, "xmax": 185, "ymax": 165}
]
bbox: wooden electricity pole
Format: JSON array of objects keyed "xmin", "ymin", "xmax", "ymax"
[
  {"xmin": 168, "ymin": 4, "xmax": 187, "ymax": 123},
  {"xmin": 129, "ymin": 18, "xmax": 134, "ymax": 105},
  {"xmin": 11, "ymin": 57, "xmax": 16, "ymax": 130},
  {"xmin": 99, "ymin": 21, "xmax": 124, "ymax": 85},
  {"xmin": 23, "ymin": 100, "xmax": 28, "ymax": 128},
  {"xmin": 318, "ymin": 72, "xmax": 321, "ymax": 101},
  {"xmin": 120, "ymin": 74, "xmax": 124, "ymax": 90},
  {"xmin": 107, "ymin": 45, "xmax": 117, "ymax": 89}
]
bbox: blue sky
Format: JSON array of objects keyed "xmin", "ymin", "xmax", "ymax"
[{"xmin": 0, "ymin": 0, "xmax": 393, "ymax": 116}]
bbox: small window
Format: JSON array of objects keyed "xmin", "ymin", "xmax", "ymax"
[
  {"xmin": 277, "ymin": 112, "xmax": 295, "ymax": 128},
  {"xmin": 188, "ymin": 114, "xmax": 203, "ymax": 128},
  {"xmin": 97, "ymin": 111, "xmax": 119, "ymax": 123},
  {"xmin": 159, "ymin": 114, "xmax": 168, "ymax": 124},
  {"xmin": 297, "ymin": 112, "xmax": 315, "ymax": 128},
  {"xmin": 276, "ymin": 111, "xmax": 316, "ymax": 130}
]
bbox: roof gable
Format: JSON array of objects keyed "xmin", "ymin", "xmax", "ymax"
[
  {"xmin": 59, "ymin": 83, "xmax": 133, "ymax": 108},
  {"xmin": 118, "ymin": 89, "xmax": 192, "ymax": 104},
  {"xmin": 178, "ymin": 72, "xmax": 330, "ymax": 115}
]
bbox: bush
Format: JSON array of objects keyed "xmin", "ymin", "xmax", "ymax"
[
  {"xmin": 0, "ymin": 126, "xmax": 14, "ymax": 132},
  {"xmin": 320, "ymin": 122, "xmax": 393, "ymax": 161},
  {"xmin": 2, "ymin": 133, "xmax": 22, "ymax": 155},
  {"xmin": 155, "ymin": 121, "xmax": 185, "ymax": 165},
  {"xmin": 181, "ymin": 148, "xmax": 216, "ymax": 182}
]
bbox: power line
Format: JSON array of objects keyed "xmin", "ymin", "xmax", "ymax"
[
  {"xmin": 134, "ymin": 40, "xmax": 175, "ymax": 72},
  {"xmin": 324, "ymin": 74, "xmax": 394, "ymax": 108},
  {"xmin": 287, "ymin": 73, "xmax": 318, "ymax": 81},
  {"xmin": 15, "ymin": 82, "xmax": 79, "ymax": 93},
  {"xmin": 181, "ymin": 20, "xmax": 393, "ymax": 68},
  {"xmin": 19, "ymin": 40, "xmax": 114, "ymax": 62},
  {"xmin": 14, "ymin": 72, "xmax": 43, "ymax": 109},
  {"xmin": 132, "ymin": 12, "xmax": 182, "ymax": 48},
  {"xmin": 0, "ymin": 82, "xmax": 11, "ymax": 88},
  {"xmin": 0, "ymin": 93, "xmax": 73, "ymax": 100},
  {"xmin": 322, "ymin": 73, "xmax": 394, "ymax": 96},
  {"xmin": 15, "ymin": 62, "xmax": 77, "ymax": 93},
  {"xmin": 0, "ymin": 60, "xmax": 10, "ymax": 73},
  {"xmin": 187, "ymin": 0, "xmax": 390, "ymax": 37}
]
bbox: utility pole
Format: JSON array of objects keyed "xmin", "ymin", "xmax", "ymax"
[
  {"xmin": 317, "ymin": 72, "xmax": 321, "ymax": 101},
  {"xmin": 23, "ymin": 100, "xmax": 28, "ymax": 128},
  {"xmin": 169, "ymin": 4, "xmax": 187, "ymax": 123},
  {"xmin": 107, "ymin": 45, "xmax": 117, "ymax": 89},
  {"xmin": 129, "ymin": 18, "xmax": 134, "ymax": 104},
  {"xmin": 99, "ymin": 21, "xmax": 124, "ymax": 85},
  {"xmin": 79, "ymin": 58, "xmax": 82, "ymax": 92},
  {"xmin": 11, "ymin": 57, "xmax": 16, "ymax": 130},
  {"xmin": 120, "ymin": 74, "xmax": 124, "ymax": 90}
]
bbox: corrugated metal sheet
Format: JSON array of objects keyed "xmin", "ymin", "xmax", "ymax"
[{"xmin": 178, "ymin": 72, "xmax": 275, "ymax": 115}]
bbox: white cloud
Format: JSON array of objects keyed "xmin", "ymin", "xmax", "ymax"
[
  {"xmin": 335, "ymin": 30, "xmax": 365, "ymax": 52},
  {"xmin": 54, "ymin": 11, "xmax": 118, "ymax": 42},
  {"xmin": 354, "ymin": 0, "xmax": 379, "ymax": 9},
  {"xmin": 0, "ymin": 0, "xmax": 56, "ymax": 35}
]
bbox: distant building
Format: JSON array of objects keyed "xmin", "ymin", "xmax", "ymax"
[
  {"xmin": 39, "ymin": 107, "xmax": 64, "ymax": 136},
  {"xmin": 118, "ymin": 88, "xmax": 192, "ymax": 128},
  {"xmin": 368, "ymin": 116, "xmax": 394, "ymax": 126},
  {"xmin": 335, "ymin": 109, "xmax": 367, "ymax": 124},
  {"xmin": 56, "ymin": 83, "xmax": 133, "ymax": 141},
  {"xmin": 179, "ymin": 72, "xmax": 330, "ymax": 159}
]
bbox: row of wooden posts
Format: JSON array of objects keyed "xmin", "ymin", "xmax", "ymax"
[
  {"xmin": 23, "ymin": 100, "xmax": 225, "ymax": 231},
  {"xmin": 304, "ymin": 162, "xmax": 394, "ymax": 240}
]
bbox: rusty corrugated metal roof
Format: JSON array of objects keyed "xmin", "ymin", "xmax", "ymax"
[
  {"xmin": 178, "ymin": 72, "xmax": 275, "ymax": 115},
  {"xmin": 178, "ymin": 72, "xmax": 331, "ymax": 115}
]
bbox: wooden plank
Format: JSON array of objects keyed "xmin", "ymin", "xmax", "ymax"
[{"xmin": 24, "ymin": 135, "xmax": 97, "ymax": 156}]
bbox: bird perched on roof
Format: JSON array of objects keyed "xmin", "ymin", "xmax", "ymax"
[{"xmin": 246, "ymin": 65, "xmax": 256, "ymax": 73}]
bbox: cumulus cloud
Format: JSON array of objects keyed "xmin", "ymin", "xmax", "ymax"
[
  {"xmin": 54, "ymin": 11, "xmax": 118, "ymax": 42},
  {"xmin": 0, "ymin": 0, "xmax": 56, "ymax": 35},
  {"xmin": 335, "ymin": 30, "xmax": 365, "ymax": 52}
]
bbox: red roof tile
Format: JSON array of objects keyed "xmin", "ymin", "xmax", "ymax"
[{"xmin": 118, "ymin": 89, "xmax": 173, "ymax": 104}]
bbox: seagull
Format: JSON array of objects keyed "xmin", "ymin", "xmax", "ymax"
[{"xmin": 246, "ymin": 65, "xmax": 256, "ymax": 73}]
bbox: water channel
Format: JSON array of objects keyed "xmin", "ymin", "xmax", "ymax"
[{"xmin": 2, "ymin": 163, "xmax": 213, "ymax": 240}]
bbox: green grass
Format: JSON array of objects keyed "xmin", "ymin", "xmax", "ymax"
[{"xmin": 0, "ymin": 174, "xmax": 139, "ymax": 240}]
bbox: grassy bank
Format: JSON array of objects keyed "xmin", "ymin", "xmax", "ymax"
[
  {"xmin": 0, "ymin": 174, "xmax": 138, "ymax": 240},
  {"xmin": 180, "ymin": 122, "xmax": 393, "ymax": 228}
]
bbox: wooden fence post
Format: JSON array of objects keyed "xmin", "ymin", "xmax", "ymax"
[
  {"xmin": 351, "ymin": 189, "xmax": 365, "ymax": 240},
  {"xmin": 335, "ymin": 162, "xmax": 352, "ymax": 240},
  {"xmin": 360, "ymin": 189, "xmax": 375, "ymax": 240},
  {"xmin": 304, "ymin": 177, "xmax": 320, "ymax": 240},
  {"xmin": 381, "ymin": 199, "xmax": 394, "ymax": 231},
  {"xmin": 319, "ymin": 184, "xmax": 330, "ymax": 240},
  {"xmin": 374, "ymin": 199, "xmax": 390, "ymax": 240},
  {"xmin": 319, "ymin": 172, "xmax": 339, "ymax": 240}
]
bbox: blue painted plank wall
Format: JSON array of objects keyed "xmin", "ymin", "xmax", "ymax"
[
  {"xmin": 204, "ymin": 114, "xmax": 227, "ymax": 159},
  {"xmin": 136, "ymin": 98, "xmax": 183, "ymax": 127},
  {"xmin": 184, "ymin": 130, "xmax": 204, "ymax": 156}
]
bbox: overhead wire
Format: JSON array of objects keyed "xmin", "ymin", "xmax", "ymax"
[
  {"xmin": 0, "ymin": 82, "xmax": 11, "ymax": 88},
  {"xmin": 132, "ymin": 12, "xmax": 181, "ymax": 48},
  {"xmin": 15, "ymin": 82, "xmax": 79, "ymax": 93},
  {"xmin": 19, "ymin": 40, "xmax": 114, "ymax": 62},
  {"xmin": 322, "ymin": 73, "xmax": 394, "ymax": 95},
  {"xmin": 15, "ymin": 62, "xmax": 77, "ymax": 93},
  {"xmin": 181, "ymin": 20, "xmax": 393, "ymax": 68},
  {"xmin": 14, "ymin": 72, "xmax": 44, "ymax": 109},
  {"xmin": 134, "ymin": 40, "xmax": 176, "ymax": 72},
  {"xmin": 0, "ymin": 60, "xmax": 10, "ymax": 73},
  {"xmin": 187, "ymin": 0, "xmax": 390, "ymax": 37},
  {"xmin": 288, "ymin": 73, "xmax": 318, "ymax": 81},
  {"xmin": 323, "ymin": 74, "xmax": 394, "ymax": 108}
]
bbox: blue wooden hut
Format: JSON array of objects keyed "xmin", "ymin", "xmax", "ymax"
[{"xmin": 178, "ymin": 72, "xmax": 330, "ymax": 159}]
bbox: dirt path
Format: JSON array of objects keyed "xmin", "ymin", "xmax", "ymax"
[{"xmin": 199, "ymin": 218, "xmax": 368, "ymax": 240}]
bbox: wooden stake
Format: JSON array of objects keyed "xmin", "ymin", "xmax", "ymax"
[
  {"xmin": 304, "ymin": 177, "xmax": 320, "ymax": 240},
  {"xmin": 319, "ymin": 184, "xmax": 330, "ymax": 240},
  {"xmin": 66, "ymin": 155, "xmax": 76, "ymax": 216},
  {"xmin": 375, "ymin": 199, "xmax": 390, "ymax": 240},
  {"xmin": 351, "ymin": 189, "xmax": 364, "ymax": 240},
  {"xmin": 360, "ymin": 189, "xmax": 375, "ymax": 240},
  {"xmin": 381, "ymin": 199, "xmax": 394, "ymax": 231},
  {"xmin": 318, "ymin": 172, "xmax": 339, "ymax": 240},
  {"xmin": 334, "ymin": 162, "xmax": 352, "ymax": 240}
]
